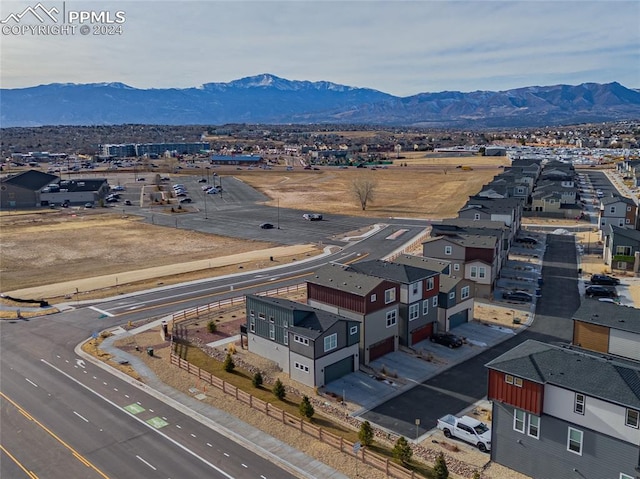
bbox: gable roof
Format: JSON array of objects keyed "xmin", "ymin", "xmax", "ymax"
[
  {"xmin": 573, "ymin": 301, "xmax": 640, "ymax": 334},
  {"xmin": 607, "ymin": 224, "xmax": 640, "ymax": 242},
  {"xmin": 600, "ymin": 195, "xmax": 637, "ymax": 207},
  {"xmin": 486, "ymin": 340, "xmax": 640, "ymax": 408},
  {"xmin": 393, "ymin": 254, "xmax": 451, "ymax": 273},
  {"xmin": 439, "ymin": 274, "xmax": 467, "ymax": 292},
  {"xmin": 347, "ymin": 259, "xmax": 438, "ymax": 284},
  {"xmin": 1, "ymin": 170, "xmax": 58, "ymax": 191},
  {"xmin": 440, "ymin": 217, "xmax": 510, "ymax": 232},
  {"xmin": 309, "ymin": 263, "xmax": 387, "ymax": 296}
]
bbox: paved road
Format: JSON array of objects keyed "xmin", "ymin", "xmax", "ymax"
[{"xmin": 360, "ymin": 233, "xmax": 580, "ymax": 438}]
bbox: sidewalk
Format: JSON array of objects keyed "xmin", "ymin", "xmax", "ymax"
[{"xmin": 78, "ymin": 319, "xmax": 350, "ymax": 479}]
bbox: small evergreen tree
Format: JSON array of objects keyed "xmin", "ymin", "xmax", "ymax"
[
  {"xmin": 472, "ymin": 470, "xmax": 481, "ymax": 479},
  {"xmin": 252, "ymin": 371, "xmax": 263, "ymax": 388},
  {"xmin": 392, "ymin": 436, "xmax": 412, "ymax": 464},
  {"xmin": 299, "ymin": 395, "xmax": 314, "ymax": 419},
  {"xmin": 358, "ymin": 420, "xmax": 374, "ymax": 447},
  {"xmin": 207, "ymin": 320, "xmax": 217, "ymax": 333},
  {"xmin": 222, "ymin": 353, "xmax": 235, "ymax": 373},
  {"xmin": 433, "ymin": 452, "xmax": 449, "ymax": 479},
  {"xmin": 272, "ymin": 378, "xmax": 286, "ymax": 400}
]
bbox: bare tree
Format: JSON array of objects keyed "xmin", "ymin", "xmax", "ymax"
[{"xmin": 351, "ymin": 177, "xmax": 377, "ymax": 210}]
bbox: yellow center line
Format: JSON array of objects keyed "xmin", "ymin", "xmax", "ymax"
[
  {"xmin": 0, "ymin": 444, "xmax": 39, "ymax": 479},
  {"xmin": 0, "ymin": 392, "xmax": 111, "ymax": 479}
]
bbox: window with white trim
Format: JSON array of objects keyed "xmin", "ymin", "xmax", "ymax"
[
  {"xmin": 474, "ymin": 213, "xmax": 480, "ymax": 220},
  {"xmin": 627, "ymin": 206, "xmax": 632, "ymax": 212},
  {"xmin": 269, "ymin": 324, "xmax": 275, "ymax": 340},
  {"xmin": 626, "ymin": 408, "xmax": 639, "ymax": 428},
  {"xmin": 294, "ymin": 361, "xmax": 309, "ymax": 373},
  {"xmin": 269, "ymin": 316, "xmax": 274, "ymax": 323},
  {"xmin": 432, "ymin": 296, "xmax": 438, "ymax": 307},
  {"xmin": 449, "ymin": 291, "xmax": 455, "ymax": 300},
  {"xmin": 411, "ymin": 283, "xmax": 419, "ymax": 295},
  {"xmin": 479, "ymin": 266, "xmax": 486, "ymax": 278},
  {"xmin": 324, "ymin": 333, "xmax": 337, "ymax": 352},
  {"xmin": 461, "ymin": 286, "xmax": 470, "ymax": 300},
  {"xmin": 444, "ymin": 245, "xmax": 452, "ymax": 255},
  {"xmin": 350, "ymin": 325, "xmax": 358, "ymax": 335},
  {"xmin": 514, "ymin": 377, "xmax": 523, "ymax": 387},
  {"xmin": 385, "ymin": 288, "xmax": 396, "ymax": 304},
  {"xmin": 470, "ymin": 266, "xmax": 477, "ymax": 278},
  {"xmin": 370, "ymin": 293, "xmax": 377, "ymax": 302},
  {"xmin": 505, "ymin": 374, "xmax": 514, "ymax": 384},
  {"xmin": 426, "ymin": 277, "xmax": 434, "ymax": 290},
  {"xmin": 249, "ymin": 316, "xmax": 255, "ymax": 332},
  {"xmin": 574, "ymin": 393, "xmax": 585, "ymax": 415},
  {"xmin": 610, "ymin": 206, "xmax": 616, "ymax": 214},
  {"xmin": 422, "ymin": 300, "xmax": 429, "ymax": 315},
  {"xmin": 513, "ymin": 409, "xmax": 525, "ymax": 433},
  {"xmin": 283, "ymin": 333, "xmax": 288, "ymax": 345},
  {"xmin": 249, "ymin": 309, "xmax": 255, "ymax": 317},
  {"xmin": 408, "ymin": 303, "xmax": 420, "ymax": 321},
  {"xmin": 453, "ymin": 263, "xmax": 460, "ymax": 271},
  {"xmin": 294, "ymin": 334, "xmax": 309, "ymax": 346},
  {"xmin": 567, "ymin": 427, "xmax": 583, "ymax": 455},
  {"xmin": 283, "ymin": 320, "xmax": 288, "ymax": 328},
  {"xmin": 620, "ymin": 474, "xmax": 634, "ymax": 479},
  {"xmin": 527, "ymin": 415, "xmax": 540, "ymax": 439},
  {"xmin": 386, "ymin": 309, "xmax": 397, "ymax": 327},
  {"xmin": 258, "ymin": 312, "xmax": 266, "ymax": 320}
]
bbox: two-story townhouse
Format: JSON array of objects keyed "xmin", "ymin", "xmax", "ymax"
[
  {"xmin": 458, "ymin": 196, "xmax": 524, "ymax": 239},
  {"xmin": 422, "ymin": 234, "xmax": 499, "ymax": 298},
  {"xmin": 572, "ymin": 300, "xmax": 640, "ymax": 361},
  {"xmin": 306, "ymin": 263, "xmax": 400, "ymax": 365},
  {"xmin": 603, "ymin": 225, "xmax": 640, "ymax": 272},
  {"xmin": 245, "ymin": 295, "xmax": 360, "ymax": 387},
  {"xmin": 346, "ymin": 259, "xmax": 440, "ymax": 347},
  {"xmin": 486, "ymin": 340, "xmax": 640, "ymax": 479},
  {"xmin": 437, "ymin": 274, "xmax": 475, "ymax": 331},
  {"xmin": 599, "ymin": 195, "xmax": 638, "ymax": 237}
]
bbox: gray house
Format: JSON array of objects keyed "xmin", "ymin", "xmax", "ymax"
[
  {"xmin": 245, "ymin": 294, "xmax": 360, "ymax": 388},
  {"xmin": 486, "ymin": 339, "xmax": 640, "ymax": 479},
  {"xmin": 602, "ymin": 225, "xmax": 640, "ymax": 272},
  {"xmin": 0, "ymin": 170, "xmax": 58, "ymax": 209},
  {"xmin": 346, "ymin": 259, "xmax": 440, "ymax": 346},
  {"xmin": 437, "ymin": 275, "xmax": 475, "ymax": 331}
]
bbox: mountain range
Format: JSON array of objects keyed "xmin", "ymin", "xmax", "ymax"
[{"xmin": 2, "ymin": 74, "xmax": 639, "ymax": 128}]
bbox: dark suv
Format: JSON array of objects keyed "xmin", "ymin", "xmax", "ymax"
[
  {"xmin": 590, "ymin": 274, "xmax": 620, "ymax": 286},
  {"xmin": 585, "ymin": 285, "xmax": 618, "ymax": 298},
  {"xmin": 430, "ymin": 332, "xmax": 464, "ymax": 348}
]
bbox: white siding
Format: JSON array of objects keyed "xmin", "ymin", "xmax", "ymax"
[
  {"xmin": 609, "ymin": 329, "xmax": 640, "ymax": 361},
  {"xmin": 408, "ymin": 280, "xmax": 422, "ymax": 303},
  {"xmin": 544, "ymin": 384, "xmax": 640, "ymax": 445}
]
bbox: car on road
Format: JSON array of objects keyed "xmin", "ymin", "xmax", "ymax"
[
  {"xmin": 137, "ymin": 177, "xmax": 146, "ymax": 182},
  {"xmin": 503, "ymin": 291, "xmax": 533, "ymax": 302},
  {"xmin": 111, "ymin": 185, "xmax": 125, "ymax": 191},
  {"xmin": 590, "ymin": 274, "xmax": 620, "ymax": 286},
  {"xmin": 259, "ymin": 223, "xmax": 274, "ymax": 229},
  {"xmin": 303, "ymin": 213, "xmax": 323, "ymax": 221},
  {"xmin": 430, "ymin": 332, "xmax": 464, "ymax": 348},
  {"xmin": 179, "ymin": 197, "xmax": 192, "ymax": 204},
  {"xmin": 585, "ymin": 285, "xmax": 618, "ymax": 298},
  {"xmin": 198, "ymin": 178, "xmax": 207, "ymax": 183},
  {"xmin": 515, "ymin": 236, "xmax": 538, "ymax": 245},
  {"xmin": 124, "ymin": 200, "xmax": 132, "ymax": 206}
]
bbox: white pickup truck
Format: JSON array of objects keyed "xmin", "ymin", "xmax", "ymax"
[{"xmin": 436, "ymin": 414, "xmax": 492, "ymax": 452}]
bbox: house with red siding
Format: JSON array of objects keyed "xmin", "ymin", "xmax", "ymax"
[
  {"xmin": 306, "ymin": 263, "xmax": 400, "ymax": 365},
  {"xmin": 485, "ymin": 340, "xmax": 640, "ymax": 479}
]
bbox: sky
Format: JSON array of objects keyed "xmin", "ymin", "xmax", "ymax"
[{"xmin": 1, "ymin": 0, "xmax": 638, "ymax": 97}]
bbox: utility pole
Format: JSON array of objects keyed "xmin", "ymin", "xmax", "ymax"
[{"xmin": 277, "ymin": 198, "xmax": 280, "ymax": 229}]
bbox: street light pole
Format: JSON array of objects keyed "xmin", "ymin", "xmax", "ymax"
[{"xmin": 277, "ymin": 198, "xmax": 280, "ymax": 229}]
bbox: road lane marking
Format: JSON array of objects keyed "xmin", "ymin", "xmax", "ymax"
[
  {"xmin": 73, "ymin": 411, "xmax": 89, "ymax": 422},
  {"xmin": 39, "ymin": 359, "xmax": 235, "ymax": 479},
  {"xmin": 25, "ymin": 378, "xmax": 38, "ymax": 388},
  {"xmin": 0, "ymin": 391, "xmax": 110, "ymax": 479},
  {"xmin": 88, "ymin": 306, "xmax": 114, "ymax": 317},
  {"xmin": 76, "ymin": 359, "xmax": 86, "ymax": 368},
  {"xmin": 0, "ymin": 444, "xmax": 39, "ymax": 479},
  {"xmin": 136, "ymin": 455, "xmax": 157, "ymax": 471}
]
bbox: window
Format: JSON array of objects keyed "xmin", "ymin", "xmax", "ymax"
[
  {"xmin": 386, "ymin": 309, "xmax": 397, "ymax": 327},
  {"xmin": 474, "ymin": 213, "xmax": 480, "ymax": 220},
  {"xmin": 269, "ymin": 324, "xmax": 275, "ymax": 340},
  {"xmin": 574, "ymin": 393, "xmax": 585, "ymax": 415},
  {"xmin": 294, "ymin": 334, "xmax": 309, "ymax": 346},
  {"xmin": 283, "ymin": 333, "xmax": 288, "ymax": 345},
  {"xmin": 610, "ymin": 206, "xmax": 616, "ymax": 214},
  {"xmin": 514, "ymin": 377, "xmax": 523, "ymax": 387},
  {"xmin": 505, "ymin": 374, "xmax": 514, "ymax": 384},
  {"xmin": 350, "ymin": 325, "xmax": 358, "ymax": 335},
  {"xmin": 626, "ymin": 409, "xmax": 639, "ymax": 428},
  {"xmin": 324, "ymin": 333, "xmax": 337, "ymax": 352},
  {"xmin": 621, "ymin": 474, "xmax": 634, "ymax": 479},
  {"xmin": 616, "ymin": 245, "xmax": 632, "ymax": 256},
  {"xmin": 432, "ymin": 296, "xmax": 438, "ymax": 307},
  {"xmin": 294, "ymin": 361, "xmax": 309, "ymax": 373},
  {"xmin": 478, "ymin": 267, "xmax": 486, "ymax": 279},
  {"xmin": 283, "ymin": 320, "xmax": 288, "ymax": 328},
  {"xmin": 444, "ymin": 245, "xmax": 452, "ymax": 255},
  {"xmin": 370, "ymin": 293, "xmax": 377, "ymax": 302},
  {"xmin": 470, "ymin": 266, "xmax": 477, "ymax": 278},
  {"xmin": 385, "ymin": 288, "xmax": 396, "ymax": 304},
  {"xmin": 461, "ymin": 286, "xmax": 470, "ymax": 300},
  {"xmin": 249, "ymin": 317, "xmax": 255, "ymax": 333},
  {"xmin": 422, "ymin": 300, "xmax": 429, "ymax": 315},
  {"xmin": 409, "ymin": 303, "xmax": 420, "ymax": 321},
  {"xmin": 453, "ymin": 263, "xmax": 460, "ymax": 271},
  {"xmin": 426, "ymin": 277, "xmax": 434, "ymax": 290},
  {"xmin": 567, "ymin": 427, "xmax": 583, "ymax": 455},
  {"xmin": 449, "ymin": 291, "xmax": 455, "ymax": 300},
  {"xmin": 528, "ymin": 415, "xmax": 540, "ymax": 438},
  {"xmin": 411, "ymin": 283, "xmax": 419, "ymax": 295},
  {"xmin": 269, "ymin": 316, "xmax": 274, "ymax": 323},
  {"xmin": 626, "ymin": 218, "xmax": 631, "ymax": 224},
  {"xmin": 258, "ymin": 312, "xmax": 266, "ymax": 320},
  {"xmin": 249, "ymin": 309, "xmax": 255, "ymax": 317},
  {"xmin": 627, "ymin": 206, "xmax": 632, "ymax": 212},
  {"xmin": 513, "ymin": 409, "xmax": 525, "ymax": 433}
]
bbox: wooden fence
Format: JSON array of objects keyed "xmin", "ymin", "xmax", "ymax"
[{"xmin": 170, "ymin": 353, "xmax": 418, "ymax": 479}]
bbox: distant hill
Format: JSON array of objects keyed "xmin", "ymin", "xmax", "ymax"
[{"xmin": 1, "ymin": 74, "xmax": 639, "ymax": 128}]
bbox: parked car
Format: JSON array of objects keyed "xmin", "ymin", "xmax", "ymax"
[
  {"xmin": 175, "ymin": 192, "xmax": 188, "ymax": 197},
  {"xmin": 198, "ymin": 178, "xmax": 207, "ymax": 183},
  {"xmin": 84, "ymin": 202, "xmax": 93, "ymax": 208},
  {"xmin": 303, "ymin": 213, "xmax": 323, "ymax": 221},
  {"xmin": 430, "ymin": 332, "xmax": 464, "ymax": 348},
  {"xmin": 585, "ymin": 285, "xmax": 618, "ymax": 298},
  {"xmin": 590, "ymin": 274, "xmax": 620, "ymax": 286},
  {"xmin": 137, "ymin": 177, "xmax": 146, "ymax": 182},
  {"xmin": 503, "ymin": 291, "xmax": 533, "ymax": 302},
  {"xmin": 124, "ymin": 200, "xmax": 132, "ymax": 206},
  {"xmin": 437, "ymin": 414, "xmax": 491, "ymax": 452},
  {"xmin": 515, "ymin": 236, "xmax": 538, "ymax": 245},
  {"xmin": 259, "ymin": 223, "xmax": 274, "ymax": 229},
  {"xmin": 111, "ymin": 185, "xmax": 125, "ymax": 191},
  {"xmin": 179, "ymin": 197, "xmax": 192, "ymax": 204}
]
